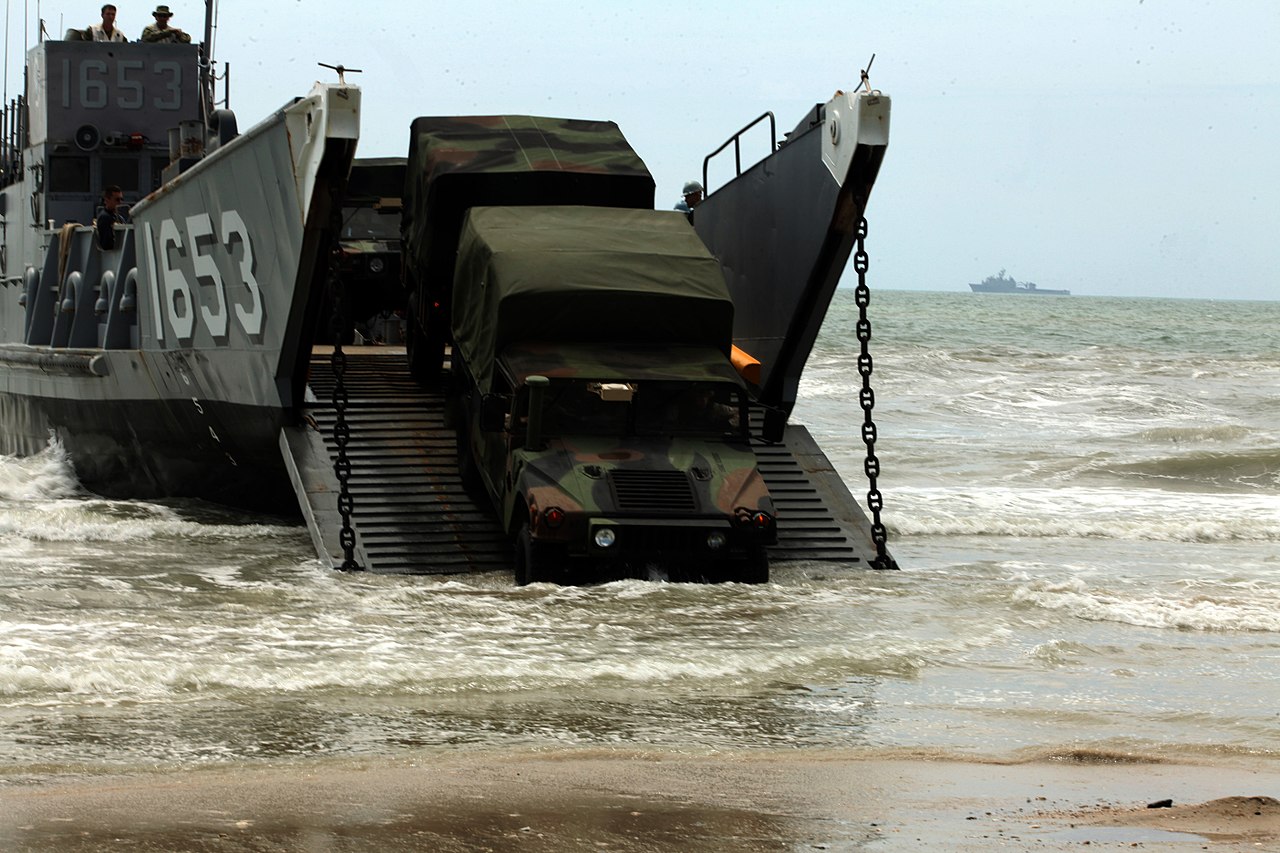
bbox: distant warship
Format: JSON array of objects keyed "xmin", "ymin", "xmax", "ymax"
[{"xmin": 969, "ymin": 270, "xmax": 1069, "ymax": 295}]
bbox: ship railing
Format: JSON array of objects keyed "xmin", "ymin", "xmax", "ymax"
[
  {"xmin": 701, "ymin": 111, "xmax": 776, "ymax": 197},
  {"xmin": 0, "ymin": 95, "xmax": 26, "ymax": 190}
]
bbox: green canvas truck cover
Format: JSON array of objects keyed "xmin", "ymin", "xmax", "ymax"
[
  {"xmin": 501, "ymin": 342, "xmax": 745, "ymax": 387},
  {"xmin": 402, "ymin": 115, "xmax": 655, "ymax": 296},
  {"xmin": 452, "ymin": 205, "xmax": 735, "ymax": 394}
]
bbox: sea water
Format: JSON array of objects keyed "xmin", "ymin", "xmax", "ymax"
[{"xmin": 1, "ymin": 290, "xmax": 1277, "ymax": 777}]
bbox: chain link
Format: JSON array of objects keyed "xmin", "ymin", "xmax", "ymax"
[
  {"xmin": 853, "ymin": 217, "xmax": 895, "ymax": 570},
  {"xmin": 328, "ymin": 187, "xmax": 362, "ymax": 571}
]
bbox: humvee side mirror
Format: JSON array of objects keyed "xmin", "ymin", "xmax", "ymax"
[{"xmin": 478, "ymin": 394, "xmax": 508, "ymax": 432}]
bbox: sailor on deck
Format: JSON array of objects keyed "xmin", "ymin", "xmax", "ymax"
[
  {"xmin": 140, "ymin": 4, "xmax": 192, "ymax": 43},
  {"xmin": 96, "ymin": 186, "xmax": 130, "ymax": 251},
  {"xmin": 86, "ymin": 4, "xmax": 128, "ymax": 42}
]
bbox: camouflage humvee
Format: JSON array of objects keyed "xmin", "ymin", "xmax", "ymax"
[
  {"xmin": 450, "ymin": 205, "xmax": 776, "ymax": 584},
  {"xmin": 336, "ymin": 158, "xmax": 407, "ymax": 343}
]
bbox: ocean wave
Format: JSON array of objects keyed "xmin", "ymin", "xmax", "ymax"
[
  {"xmin": 0, "ymin": 500, "xmax": 298, "ymax": 544},
  {"xmin": 0, "ymin": 440, "xmax": 82, "ymax": 501},
  {"xmin": 887, "ymin": 486, "xmax": 1280, "ymax": 542},
  {"xmin": 0, "ymin": 639, "xmax": 918, "ymax": 702},
  {"xmin": 1011, "ymin": 576, "xmax": 1280, "ymax": 632},
  {"xmin": 1088, "ymin": 448, "xmax": 1280, "ymax": 492},
  {"xmin": 1132, "ymin": 424, "xmax": 1257, "ymax": 443}
]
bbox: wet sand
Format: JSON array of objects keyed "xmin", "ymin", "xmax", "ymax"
[{"xmin": 2, "ymin": 751, "xmax": 1278, "ymax": 851}]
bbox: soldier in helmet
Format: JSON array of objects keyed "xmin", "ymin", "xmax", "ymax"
[
  {"xmin": 673, "ymin": 180, "xmax": 704, "ymax": 220},
  {"xmin": 140, "ymin": 4, "xmax": 192, "ymax": 43}
]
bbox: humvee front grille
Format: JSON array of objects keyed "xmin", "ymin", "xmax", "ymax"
[{"xmin": 608, "ymin": 469, "xmax": 697, "ymax": 512}]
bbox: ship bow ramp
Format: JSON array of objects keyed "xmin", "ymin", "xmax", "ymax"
[{"xmin": 694, "ymin": 89, "xmax": 890, "ymax": 439}]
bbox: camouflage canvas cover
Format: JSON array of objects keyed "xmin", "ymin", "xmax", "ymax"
[
  {"xmin": 502, "ymin": 342, "xmax": 746, "ymax": 386},
  {"xmin": 402, "ymin": 115, "xmax": 655, "ymax": 293},
  {"xmin": 452, "ymin": 206, "xmax": 735, "ymax": 394}
]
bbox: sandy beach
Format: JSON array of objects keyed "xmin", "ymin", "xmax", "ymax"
[{"xmin": 3, "ymin": 751, "xmax": 1278, "ymax": 851}]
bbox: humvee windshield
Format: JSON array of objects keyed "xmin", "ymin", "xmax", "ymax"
[
  {"xmin": 341, "ymin": 206, "xmax": 400, "ymax": 240},
  {"xmin": 535, "ymin": 380, "xmax": 745, "ymax": 439}
]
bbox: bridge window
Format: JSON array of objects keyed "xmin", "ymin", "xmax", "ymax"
[
  {"xmin": 102, "ymin": 158, "xmax": 139, "ymax": 193},
  {"xmin": 48, "ymin": 156, "xmax": 90, "ymax": 193}
]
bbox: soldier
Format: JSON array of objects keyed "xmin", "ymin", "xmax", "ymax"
[
  {"xmin": 673, "ymin": 180, "xmax": 703, "ymax": 221},
  {"xmin": 96, "ymin": 186, "xmax": 129, "ymax": 251},
  {"xmin": 140, "ymin": 5, "xmax": 192, "ymax": 43},
  {"xmin": 86, "ymin": 4, "xmax": 128, "ymax": 42}
]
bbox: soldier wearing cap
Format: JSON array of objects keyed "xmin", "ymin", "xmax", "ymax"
[
  {"xmin": 673, "ymin": 180, "xmax": 704, "ymax": 220},
  {"xmin": 86, "ymin": 5, "xmax": 128, "ymax": 42},
  {"xmin": 140, "ymin": 4, "xmax": 191, "ymax": 43}
]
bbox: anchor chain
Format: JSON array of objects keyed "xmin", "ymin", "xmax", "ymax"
[
  {"xmin": 853, "ymin": 217, "xmax": 895, "ymax": 570},
  {"xmin": 328, "ymin": 187, "xmax": 362, "ymax": 571}
]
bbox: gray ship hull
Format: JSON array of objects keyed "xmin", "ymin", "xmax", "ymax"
[
  {"xmin": 0, "ymin": 59, "xmax": 359, "ymax": 507},
  {"xmin": 969, "ymin": 283, "xmax": 1070, "ymax": 295},
  {"xmin": 0, "ymin": 363, "xmax": 291, "ymax": 508},
  {"xmin": 968, "ymin": 270, "xmax": 1069, "ymax": 295}
]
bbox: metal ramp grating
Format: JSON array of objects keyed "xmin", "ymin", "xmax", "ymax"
[
  {"xmin": 280, "ymin": 349, "xmax": 884, "ymax": 574},
  {"xmin": 281, "ymin": 347, "xmax": 509, "ymax": 575},
  {"xmin": 749, "ymin": 412, "xmax": 879, "ymax": 564}
]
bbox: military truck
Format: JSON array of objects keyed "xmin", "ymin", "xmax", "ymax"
[
  {"xmin": 401, "ymin": 116, "xmax": 776, "ymax": 584},
  {"xmin": 336, "ymin": 158, "xmax": 407, "ymax": 344}
]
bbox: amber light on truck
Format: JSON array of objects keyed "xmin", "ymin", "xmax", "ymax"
[{"xmin": 543, "ymin": 507, "xmax": 566, "ymax": 528}]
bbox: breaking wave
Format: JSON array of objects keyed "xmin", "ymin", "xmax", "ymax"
[
  {"xmin": 1087, "ymin": 447, "xmax": 1280, "ymax": 492},
  {"xmin": 888, "ymin": 486, "xmax": 1280, "ymax": 542},
  {"xmin": 1011, "ymin": 576, "xmax": 1280, "ymax": 632},
  {"xmin": 0, "ymin": 443, "xmax": 297, "ymax": 544},
  {"xmin": 0, "ymin": 439, "xmax": 82, "ymax": 502}
]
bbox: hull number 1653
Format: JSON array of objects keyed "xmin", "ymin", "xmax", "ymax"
[{"xmin": 144, "ymin": 211, "xmax": 265, "ymax": 344}]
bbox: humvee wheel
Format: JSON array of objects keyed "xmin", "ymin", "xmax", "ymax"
[
  {"xmin": 513, "ymin": 524, "xmax": 535, "ymax": 586},
  {"xmin": 513, "ymin": 523, "xmax": 561, "ymax": 586}
]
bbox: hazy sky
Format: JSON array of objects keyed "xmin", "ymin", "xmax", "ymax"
[{"xmin": 20, "ymin": 2, "xmax": 1280, "ymax": 300}]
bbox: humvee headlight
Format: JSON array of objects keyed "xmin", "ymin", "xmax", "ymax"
[
  {"xmin": 543, "ymin": 507, "xmax": 566, "ymax": 528},
  {"xmin": 706, "ymin": 531, "xmax": 727, "ymax": 550},
  {"xmin": 593, "ymin": 527, "xmax": 617, "ymax": 549},
  {"xmin": 368, "ymin": 257, "xmax": 385, "ymax": 274}
]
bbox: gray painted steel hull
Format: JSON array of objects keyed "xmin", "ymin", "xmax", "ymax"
[{"xmin": 0, "ymin": 69, "xmax": 360, "ymax": 508}]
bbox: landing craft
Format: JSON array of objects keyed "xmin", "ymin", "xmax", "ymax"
[{"xmin": 0, "ymin": 6, "xmax": 895, "ymax": 578}]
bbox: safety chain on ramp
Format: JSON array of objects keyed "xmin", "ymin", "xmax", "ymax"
[
  {"xmin": 328, "ymin": 186, "xmax": 362, "ymax": 571},
  {"xmin": 853, "ymin": 217, "xmax": 896, "ymax": 570}
]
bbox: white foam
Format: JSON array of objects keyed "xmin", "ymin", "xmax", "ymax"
[
  {"xmin": 888, "ymin": 486, "xmax": 1280, "ymax": 542},
  {"xmin": 0, "ymin": 439, "xmax": 82, "ymax": 501},
  {"xmin": 1012, "ymin": 576, "xmax": 1280, "ymax": 632}
]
